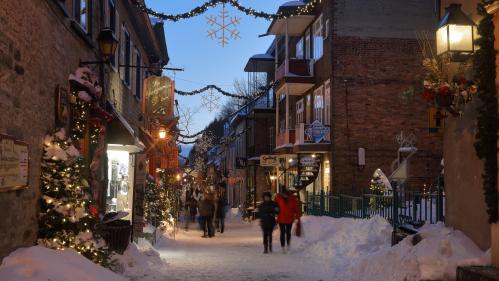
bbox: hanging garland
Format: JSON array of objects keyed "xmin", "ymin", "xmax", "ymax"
[
  {"xmin": 474, "ymin": 2, "xmax": 498, "ymax": 223},
  {"xmin": 175, "ymin": 82, "xmax": 277, "ymax": 100},
  {"xmin": 132, "ymin": 0, "xmax": 321, "ymax": 22}
]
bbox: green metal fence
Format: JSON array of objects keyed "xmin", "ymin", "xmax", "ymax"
[{"xmin": 304, "ymin": 189, "xmax": 445, "ymax": 226}]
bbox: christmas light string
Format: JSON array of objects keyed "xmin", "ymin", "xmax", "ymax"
[
  {"xmin": 132, "ymin": 0, "xmax": 321, "ymax": 22},
  {"xmin": 175, "ymin": 85, "xmax": 248, "ymax": 99}
]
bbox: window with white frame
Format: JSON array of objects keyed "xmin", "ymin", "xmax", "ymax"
[
  {"xmin": 305, "ymin": 29, "xmax": 311, "ymax": 60},
  {"xmin": 296, "ymin": 37, "xmax": 304, "ymax": 59},
  {"xmin": 313, "ymin": 14, "xmax": 323, "ymax": 60},
  {"xmin": 296, "ymin": 99, "xmax": 304, "ymax": 125},
  {"xmin": 324, "ymin": 80, "xmax": 331, "ymax": 125},
  {"xmin": 306, "ymin": 94, "xmax": 312, "ymax": 123},
  {"xmin": 74, "ymin": 0, "xmax": 91, "ymax": 33},
  {"xmin": 314, "ymin": 86, "xmax": 324, "ymax": 123},
  {"xmin": 120, "ymin": 25, "xmax": 131, "ymax": 86}
]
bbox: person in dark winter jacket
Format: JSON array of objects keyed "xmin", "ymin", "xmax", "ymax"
[
  {"xmin": 199, "ymin": 193, "xmax": 215, "ymax": 238},
  {"xmin": 258, "ymin": 192, "xmax": 279, "ymax": 254},
  {"xmin": 216, "ymin": 194, "xmax": 227, "ymax": 233},
  {"xmin": 189, "ymin": 197, "xmax": 198, "ymax": 222}
]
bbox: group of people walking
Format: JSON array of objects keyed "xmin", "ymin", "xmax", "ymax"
[
  {"xmin": 185, "ymin": 188, "xmax": 227, "ymax": 238},
  {"xmin": 258, "ymin": 188, "xmax": 301, "ymax": 254},
  {"xmin": 184, "ymin": 186, "xmax": 301, "ymax": 255}
]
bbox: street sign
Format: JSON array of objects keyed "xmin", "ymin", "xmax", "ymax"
[
  {"xmin": 260, "ymin": 155, "xmax": 280, "ymax": 167},
  {"xmin": 300, "ymin": 156, "xmax": 320, "ymax": 167}
]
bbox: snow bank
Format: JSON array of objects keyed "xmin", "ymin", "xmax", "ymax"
[
  {"xmin": 295, "ymin": 216, "xmax": 490, "ymax": 281},
  {"xmin": 0, "ymin": 246, "xmax": 125, "ymax": 281},
  {"xmin": 112, "ymin": 238, "xmax": 166, "ymax": 280}
]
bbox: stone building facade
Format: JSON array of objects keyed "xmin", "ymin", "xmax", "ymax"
[{"xmin": 0, "ymin": 0, "xmax": 168, "ymax": 259}]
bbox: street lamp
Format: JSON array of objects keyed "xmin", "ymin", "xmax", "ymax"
[
  {"xmin": 97, "ymin": 28, "xmax": 118, "ymax": 59},
  {"xmin": 436, "ymin": 4, "xmax": 477, "ymax": 61},
  {"xmin": 80, "ymin": 28, "xmax": 118, "ymax": 65}
]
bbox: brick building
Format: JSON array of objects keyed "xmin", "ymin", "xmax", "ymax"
[
  {"xmin": 0, "ymin": 0, "xmax": 168, "ymax": 259},
  {"xmin": 260, "ymin": 0, "xmax": 443, "ymax": 196}
]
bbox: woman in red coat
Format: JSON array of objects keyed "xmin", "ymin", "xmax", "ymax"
[{"xmin": 275, "ymin": 188, "xmax": 301, "ymax": 253}]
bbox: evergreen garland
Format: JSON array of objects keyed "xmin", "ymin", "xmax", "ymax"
[{"xmin": 474, "ymin": 2, "xmax": 498, "ymax": 223}]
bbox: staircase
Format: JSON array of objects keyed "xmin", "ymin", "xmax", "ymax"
[{"xmin": 292, "ymin": 156, "xmax": 321, "ymax": 191}]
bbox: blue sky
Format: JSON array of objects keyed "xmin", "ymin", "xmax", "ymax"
[{"xmin": 144, "ymin": 0, "xmax": 278, "ymax": 154}]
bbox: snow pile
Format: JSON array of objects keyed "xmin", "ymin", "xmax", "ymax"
[
  {"xmin": 295, "ymin": 216, "xmax": 490, "ymax": 281},
  {"xmin": 345, "ymin": 223, "xmax": 490, "ymax": 281},
  {"xmin": 112, "ymin": 238, "xmax": 166, "ymax": 280},
  {"xmin": 0, "ymin": 246, "xmax": 125, "ymax": 281},
  {"xmin": 225, "ymin": 207, "xmax": 243, "ymax": 223},
  {"xmin": 295, "ymin": 215, "xmax": 392, "ymax": 276}
]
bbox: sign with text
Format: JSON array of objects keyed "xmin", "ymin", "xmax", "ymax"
[
  {"xmin": 0, "ymin": 134, "xmax": 29, "ymax": 191},
  {"xmin": 300, "ymin": 156, "xmax": 320, "ymax": 167},
  {"xmin": 142, "ymin": 76, "xmax": 174, "ymax": 117},
  {"xmin": 260, "ymin": 155, "xmax": 280, "ymax": 167}
]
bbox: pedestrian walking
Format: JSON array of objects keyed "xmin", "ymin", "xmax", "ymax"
[
  {"xmin": 258, "ymin": 192, "xmax": 279, "ymax": 254},
  {"xmin": 216, "ymin": 193, "xmax": 227, "ymax": 233},
  {"xmin": 275, "ymin": 187, "xmax": 301, "ymax": 254},
  {"xmin": 189, "ymin": 197, "xmax": 198, "ymax": 223},
  {"xmin": 198, "ymin": 193, "xmax": 215, "ymax": 238}
]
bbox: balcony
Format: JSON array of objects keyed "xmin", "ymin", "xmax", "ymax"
[
  {"xmin": 275, "ymin": 59, "xmax": 314, "ymax": 95},
  {"xmin": 294, "ymin": 122, "xmax": 331, "ymax": 152},
  {"xmin": 276, "ymin": 129, "xmax": 295, "ymax": 150}
]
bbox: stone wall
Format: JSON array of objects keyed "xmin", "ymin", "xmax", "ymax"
[
  {"xmin": 443, "ymin": 101, "xmax": 490, "ymax": 250},
  {"xmin": 0, "ymin": 0, "xmax": 101, "ymax": 259}
]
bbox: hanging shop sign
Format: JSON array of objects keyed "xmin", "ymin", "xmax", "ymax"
[
  {"xmin": 260, "ymin": 155, "xmax": 280, "ymax": 167},
  {"xmin": 300, "ymin": 155, "xmax": 320, "ymax": 167},
  {"xmin": 142, "ymin": 76, "xmax": 175, "ymax": 117},
  {"xmin": 305, "ymin": 120, "xmax": 330, "ymax": 143},
  {"xmin": 0, "ymin": 134, "xmax": 29, "ymax": 191}
]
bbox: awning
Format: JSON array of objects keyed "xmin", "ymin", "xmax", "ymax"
[
  {"xmin": 267, "ymin": 1, "xmax": 315, "ymax": 36},
  {"xmin": 106, "ymin": 102, "xmax": 145, "ymax": 153},
  {"xmin": 244, "ymin": 54, "xmax": 275, "ymax": 72}
]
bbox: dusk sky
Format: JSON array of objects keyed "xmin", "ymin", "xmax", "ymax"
[{"xmin": 145, "ymin": 0, "xmax": 278, "ymax": 150}]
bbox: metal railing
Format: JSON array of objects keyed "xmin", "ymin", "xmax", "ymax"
[{"xmin": 304, "ymin": 189, "xmax": 445, "ymax": 226}]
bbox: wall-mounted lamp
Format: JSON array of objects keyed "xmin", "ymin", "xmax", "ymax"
[
  {"xmin": 358, "ymin": 147, "xmax": 366, "ymax": 171},
  {"xmin": 436, "ymin": 4, "xmax": 477, "ymax": 61},
  {"xmin": 80, "ymin": 28, "xmax": 118, "ymax": 65},
  {"xmin": 158, "ymin": 128, "xmax": 167, "ymax": 139}
]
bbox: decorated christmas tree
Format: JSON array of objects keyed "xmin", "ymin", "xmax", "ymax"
[
  {"xmin": 144, "ymin": 170, "xmax": 181, "ymax": 228},
  {"xmin": 38, "ymin": 128, "xmax": 111, "ymax": 266},
  {"xmin": 368, "ymin": 170, "xmax": 391, "ymax": 209}
]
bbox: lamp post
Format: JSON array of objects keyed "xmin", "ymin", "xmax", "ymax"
[
  {"xmin": 436, "ymin": 4, "xmax": 477, "ymax": 61},
  {"xmin": 158, "ymin": 128, "xmax": 167, "ymax": 140},
  {"xmin": 80, "ymin": 28, "xmax": 119, "ymax": 65}
]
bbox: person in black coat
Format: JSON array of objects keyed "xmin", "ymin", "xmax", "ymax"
[
  {"xmin": 258, "ymin": 191, "xmax": 279, "ymax": 254},
  {"xmin": 216, "ymin": 195, "xmax": 227, "ymax": 233}
]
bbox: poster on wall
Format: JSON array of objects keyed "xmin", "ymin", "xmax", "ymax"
[
  {"xmin": 0, "ymin": 134, "xmax": 29, "ymax": 191},
  {"xmin": 142, "ymin": 76, "xmax": 174, "ymax": 117}
]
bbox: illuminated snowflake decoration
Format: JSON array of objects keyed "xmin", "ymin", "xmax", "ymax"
[
  {"xmin": 206, "ymin": 4, "xmax": 241, "ymax": 47},
  {"xmin": 201, "ymin": 90, "xmax": 221, "ymax": 113}
]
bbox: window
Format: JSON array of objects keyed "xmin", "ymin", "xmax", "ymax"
[
  {"xmin": 134, "ymin": 51, "xmax": 142, "ymax": 99},
  {"xmin": 108, "ymin": 0, "xmax": 117, "ymax": 68},
  {"xmin": 324, "ymin": 80, "xmax": 331, "ymax": 125},
  {"xmin": 120, "ymin": 26, "xmax": 131, "ymax": 86},
  {"xmin": 296, "ymin": 37, "xmax": 304, "ymax": 59},
  {"xmin": 306, "ymin": 94, "xmax": 312, "ymax": 123},
  {"xmin": 74, "ymin": 0, "xmax": 91, "ymax": 33},
  {"xmin": 305, "ymin": 29, "xmax": 311, "ymax": 59},
  {"xmin": 325, "ymin": 18, "xmax": 330, "ymax": 40},
  {"xmin": 296, "ymin": 99, "xmax": 304, "ymax": 125},
  {"xmin": 313, "ymin": 14, "xmax": 323, "ymax": 60},
  {"xmin": 314, "ymin": 86, "xmax": 324, "ymax": 123}
]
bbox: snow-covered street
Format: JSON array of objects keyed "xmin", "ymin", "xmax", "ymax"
[{"xmin": 155, "ymin": 221, "xmax": 327, "ymax": 281}]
